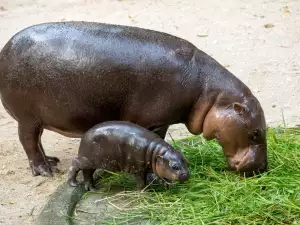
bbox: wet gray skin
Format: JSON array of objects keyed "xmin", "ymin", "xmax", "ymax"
[
  {"xmin": 0, "ymin": 22, "xmax": 267, "ymax": 177},
  {"xmin": 67, "ymin": 121, "xmax": 189, "ymax": 191}
]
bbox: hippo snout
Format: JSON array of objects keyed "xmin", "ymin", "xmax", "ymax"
[
  {"xmin": 234, "ymin": 147, "xmax": 268, "ymax": 176},
  {"xmin": 227, "ymin": 144, "xmax": 268, "ymax": 177},
  {"xmin": 179, "ymin": 172, "xmax": 189, "ymax": 183},
  {"xmin": 241, "ymin": 160, "xmax": 268, "ymax": 177}
]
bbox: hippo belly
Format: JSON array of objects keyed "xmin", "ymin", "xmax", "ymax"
[{"xmin": 0, "ymin": 22, "xmax": 198, "ymax": 176}]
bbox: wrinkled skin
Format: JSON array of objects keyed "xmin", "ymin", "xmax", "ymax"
[
  {"xmin": 67, "ymin": 121, "xmax": 189, "ymax": 191},
  {"xmin": 0, "ymin": 22, "xmax": 267, "ymax": 177},
  {"xmin": 155, "ymin": 150, "xmax": 189, "ymax": 183}
]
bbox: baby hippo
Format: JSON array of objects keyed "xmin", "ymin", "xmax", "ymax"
[{"xmin": 67, "ymin": 121, "xmax": 189, "ymax": 191}]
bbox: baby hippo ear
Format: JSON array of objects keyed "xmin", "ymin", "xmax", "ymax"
[
  {"xmin": 156, "ymin": 155, "xmax": 164, "ymax": 164},
  {"xmin": 233, "ymin": 102, "xmax": 247, "ymax": 115}
]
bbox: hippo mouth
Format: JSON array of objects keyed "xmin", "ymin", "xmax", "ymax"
[
  {"xmin": 230, "ymin": 149, "xmax": 267, "ymax": 177},
  {"xmin": 236, "ymin": 150, "xmax": 254, "ymax": 171},
  {"xmin": 148, "ymin": 175, "xmax": 173, "ymax": 185},
  {"xmin": 160, "ymin": 173, "xmax": 189, "ymax": 184}
]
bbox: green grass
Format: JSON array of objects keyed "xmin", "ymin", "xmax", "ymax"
[{"xmin": 81, "ymin": 127, "xmax": 300, "ymax": 225}]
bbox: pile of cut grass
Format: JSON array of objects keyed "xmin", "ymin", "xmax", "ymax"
[{"xmin": 84, "ymin": 127, "xmax": 300, "ymax": 224}]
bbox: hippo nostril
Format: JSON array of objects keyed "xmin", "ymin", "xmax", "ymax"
[{"xmin": 179, "ymin": 173, "xmax": 189, "ymax": 182}]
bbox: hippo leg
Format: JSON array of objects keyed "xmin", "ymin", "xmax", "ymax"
[
  {"xmin": 18, "ymin": 121, "xmax": 53, "ymax": 177},
  {"xmin": 44, "ymin": 155, "xmax": 60, "ymax": 166},
  {"xmin": 153, "ymin": 125, "xmax": 169, "ymax": 139},
  {"xmin": 82, "ymin": 169, "xmax": 97, "ymax": 191},
  {"xmin": 67, "ymin": 157, "xmax": 81, "ymax": 187},
  {"xmin": 146, "ymin": 172, "xmax": 165, "ymax": 185},
  {"xmin": 135, "ymin": 173, "xmax": 146, "ymax": 190},
  {"xmin": 38, "ymin": 138, "xmax": 60, "ymax": 166},
  {"xmin": 67, "ymin": 166, "xmax": 80, "ymax": 187}
]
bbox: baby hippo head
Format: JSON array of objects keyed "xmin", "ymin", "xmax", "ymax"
[{"xmin": 155, "ymin": 148, "xmax": 189, "ymax": 183}]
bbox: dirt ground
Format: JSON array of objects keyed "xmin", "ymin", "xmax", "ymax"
[{"xmin": 0, "ymin": 0, "xmax": 299, "ymax": 224}]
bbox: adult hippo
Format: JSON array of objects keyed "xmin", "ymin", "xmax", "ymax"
[{"xmin": 0, "ymin": 22, "xmax": 267, "ymax": 177}]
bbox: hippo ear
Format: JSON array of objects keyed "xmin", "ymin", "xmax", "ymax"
[
  {"xmin": 233, "ymin": 102, "xmax": 246, "ymax": 115},
  {"xmin": 156, "ymin": 155, "xmax": 164, "ymax": 164}
]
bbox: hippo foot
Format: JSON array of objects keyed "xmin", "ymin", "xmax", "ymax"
[
  {"xmin": 45, "ymin": 156, "xmax": 60, "ymax": 166},
  {"xmin": 136, "ymin": 182, "xmax": 146, "ymax": 191},
  {"xmin": 135, "ymin": 174, "xmax": 146, "ymax": 190},
  {"xmin": 146, "ymin": 173, "xmax": 166, "ymax": 186},
  {"xmin": 31, "ymin": 162, "xmax": 53, "ymax": 177},
  {"xmin": 68, "ymin": 179, "xmax": 80, "ymax": 187},
  {"xmin": 146, "ymin": 173, "xmax": 164, "ymax": 185},
  {"xmin": 155, "ymin": 177, "xmax": 167, "ymax": 186},
  {"xmin": 165, "ymin": 183, "xmax": 175, "ymax": 189},
  {"xmin": 146, "ymin": 173, "xmax": 158, "ymax": 184},
  {"xmin": 84, "ymin": 182, "xmax": 97, "ymax": 191}
]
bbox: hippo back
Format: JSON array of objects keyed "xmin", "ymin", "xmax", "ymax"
[{"xmin": 0, "ymin": 22, "xmax": 200, "ymax": 135}]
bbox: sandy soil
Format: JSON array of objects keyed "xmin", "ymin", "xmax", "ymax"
[{"xmin": 0, "ymin": 0, "xmax": 299, "ymax": 224}]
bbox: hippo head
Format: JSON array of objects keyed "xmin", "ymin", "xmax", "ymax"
[
  {"xmin": 154, "ymin": 148, "xmax": 189, "ymax": 183},
  {"xmin": 206, "ymin": 95, "xmax": 267, "ymax": 176},
  {"xmin": 187, "ymin": 93, "xmax": 267, "ymax": 176}
]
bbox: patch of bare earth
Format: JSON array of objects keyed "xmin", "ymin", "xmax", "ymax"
[{"xmin": 0, "ymin": 0, "xmax": 299, "ymax": 224}]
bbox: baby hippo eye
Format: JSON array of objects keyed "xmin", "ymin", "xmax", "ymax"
[
  {"xmin": 253, "ymin": 130, "xmax": 260, "ymax": 139},
  {"xmin": 171, "ymin": 164, "xmax": 181, "ymax": 171}
]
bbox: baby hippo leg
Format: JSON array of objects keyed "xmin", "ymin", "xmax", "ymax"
[
  {"xmin": 146, "ymin": 172, "xmax": 164, "ymax": 185},
  {"xmin": 135, "ymin": 173, "xmax": 146, "ymax": 190},
  {"xmin": 82, "ymin": 169, "xmax": 97, "ymax": 191},
  {"xmin": 67, "ymin": 156, "xmax": 81, "ymax": 187},
  {"xmin": 146, "ymin": 173, "xmax": 173, "ymax": 189}
]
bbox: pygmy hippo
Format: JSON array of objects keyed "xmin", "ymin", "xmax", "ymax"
[
  {"xmin": 67, "ymin": 121, "xmax": 189, "ymax": 191},
  {"xmin": 0, "ymin": 22, "xmax": 267, "ymax": 178}
]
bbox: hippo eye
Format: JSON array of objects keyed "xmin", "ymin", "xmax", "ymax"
[
  {"xmin": 252, "ymin": 130, "xmax": 261, "ymax": 140},
  {"xmin": 253, "ymin": 130, "xmax": 260, "ymax": 137},
  {"xmin": 171, "ymin": 164, "xmax": 181, "ymax": 171}
]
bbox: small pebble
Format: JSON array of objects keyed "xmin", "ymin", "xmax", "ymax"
[
  {"xmin": 0, "ymin": 6, "xmax": 7, "ymax": 11},
  {"xmin": 264, "ymin": 23, "xmax": 275, "ymax": 28},
  {"xmin": 197, "ymin": 34, "xmax": 208, "ymax": 38}
]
